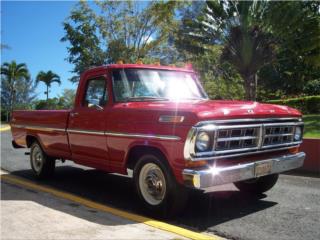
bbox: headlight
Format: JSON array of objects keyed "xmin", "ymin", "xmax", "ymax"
[
  {"xmin": 195, "ymin": 131, "xmax": 211, "ymax": 152},
  {"xmin": 294, "ymin": 126, "xmax": 302, "ymax": 141}
]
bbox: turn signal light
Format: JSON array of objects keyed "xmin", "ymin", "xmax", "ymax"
[
  {"xmin": 116, "ymin": 60, "xmax": 124, "ymax": 64},
  {"xmin": 159, "ymin": 115, "xmax": 184, "ymax": 123},
  {"xmin": 289, "ymin": 147, "xmax": 299, "ymax": 154},
  {"xmin": 185, "ymin": 160, "xmax": 208, "ymax": 168}
]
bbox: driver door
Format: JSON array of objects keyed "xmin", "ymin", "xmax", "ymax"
[{"xmin": 68, "ymin": 74, "xmax": 109, "ymax": 167}]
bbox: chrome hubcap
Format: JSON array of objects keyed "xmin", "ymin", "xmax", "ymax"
[
  {"xmin": 139, "ymin": 163, "xmax": 166, "ymax": 205},
  {"xmin": 32, "ymin": 145, "xmax": 43, "ymax": 173}
]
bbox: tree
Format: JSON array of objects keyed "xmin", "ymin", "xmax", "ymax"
[
  {"xmin": 36, "ymin": 71, "xmax": 61, "ymax": 101},
  {"xmin": 257, "ymin": 1, "xmax": 320, "ymax": 99},
  {"xmin": 176, "ymin": 1, "xmax": 320, "ymax": 100},
  {"xmin": 33, "ymin": 98, "xmax": 65, "ymax": 110},
  {"xmin": 33, "ymin": 89, "xmax": 76, "ymax": 110},
  {"xmin": 176, "ymin": 1, "xmax": 277, "ymax": 100},
  {"xmin": 61, "ymin": 0, "xmax": 180, "ymax": 82},
  {"xmin": 1, "ymin": 61, "xmax": 31, "ymax": 118},
  {"xmin": 58, "ymin": 89, "xmax": 76, "ymax": 109},
  {"xmin": 61, "ymin": 0, "xmax": 107, "ymax": 83}
]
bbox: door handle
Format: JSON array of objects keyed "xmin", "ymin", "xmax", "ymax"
[{"xmin": 70, "ymin": 112, "xmax": 79, "ymax": 117}]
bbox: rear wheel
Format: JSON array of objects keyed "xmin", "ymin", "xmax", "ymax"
[
  {"xmin": 234, "ymin": 174, "xmax": 279, "ymax": 194},
  {"xmin": 30, "ymin": 141, "xmax": 55, "ymax": 179},
  {"xmin": 133, "ymin": 154, "xmax": 188, "ymax": 217}
]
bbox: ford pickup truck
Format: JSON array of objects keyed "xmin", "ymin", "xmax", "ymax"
[{"xmin": 11, "ymin": 64, "xmax": 305, "ymax": 215}]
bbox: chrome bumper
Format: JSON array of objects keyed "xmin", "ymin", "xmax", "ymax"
[{"xmin": 182, "ymin": 152, "xmax": 305, "ymax": 190}]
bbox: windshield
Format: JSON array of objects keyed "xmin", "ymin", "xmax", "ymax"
[{"xmin": 112, "ymin": 69, "xmax": 207, "ymax": 102}]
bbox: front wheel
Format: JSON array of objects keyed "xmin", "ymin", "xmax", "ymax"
[
  {"xmin": 30, "ymin": 141, "xmax": 55, "ymax": 179},
  {"xmin": 133, "ymin": 154, "xmax": 188, "ymax": 217},
  {"xmin": 234, "ymin": 174, "xmax": 279, "ymax": 194}
]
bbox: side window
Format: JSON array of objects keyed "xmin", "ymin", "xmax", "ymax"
[{"xmin": 83, "ymin": 77, "xmax": 108, "ymax": 109}]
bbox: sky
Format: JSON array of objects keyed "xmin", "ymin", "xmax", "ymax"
[{"xmin": 1, "ymin": 0, "xmax": 78, "ymax": 100}]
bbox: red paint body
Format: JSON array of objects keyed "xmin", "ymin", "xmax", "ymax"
[{"xmin": 10, "ymin": 64, "xmax": 302, "ymax": 184}]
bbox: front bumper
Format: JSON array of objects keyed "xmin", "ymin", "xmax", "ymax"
[{"xmin": 182, "ymin": 152, "xmax": 305, "ymax": 190}]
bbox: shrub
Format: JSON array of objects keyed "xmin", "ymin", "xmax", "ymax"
[
  {"xmin": 267, "ymin": 96, "xmax": 320, "ymax": 114},
  {"xmin": 303, "ymin": 79, "xmax": 320, "ymax": 96}
]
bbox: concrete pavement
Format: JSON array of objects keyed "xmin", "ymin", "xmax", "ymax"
[
  {"xmin": 1, "ymin": 173, "xmax": 189, "ymax": 240},
  {"xmin": 2, "ymin": 128, "xmax": 320, "ymax": 240}
]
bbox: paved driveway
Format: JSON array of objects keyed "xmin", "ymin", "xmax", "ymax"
[{"xmin": 1, "ymin": 130, "xmax": 320, "ymax": 240}]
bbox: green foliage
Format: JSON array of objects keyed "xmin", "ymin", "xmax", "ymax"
[
  {"xmin": 36, "ymin": 70, "xmax": 61, "ymax": 100},
  {"xmin": 58, "ymin": 89, "xmax": 76, "ymax": 109},
  {"xmin": 258, "ymin": 58, "xmax": 320, "ymax": 99},
  {"xmin": 176, "ymin": 1, "xmax": 276, "ymax": 100},
  {"xmin": 189, "ymin": 45, "xmax": 245, "ymax": 99},
  {"xmin": 303, "ymin": 115, "xmax": 320, "ymax": 138},
  {"xmin": 34, "ymin": 98, "xmax": 65, "ymax": 110},
  {"xmin": 176, "ymin": 1, "xmax": 320, "ymax": 100},
  {"xmin": 303, "ymin": 79, "xmax": 320, "ymax": 96},
  {"xmin": 257, "ymin": 1, "xmax": 320, "ymax": 99},
  {"xmin": 267, "ymin": 96, "xmax": 320, "ymax": 114},
  {"xmin": 1, "ymin": 109, "xmax": 8, "ymax": 122},
  {"xmin": 261, "ymin": 1, "xmax": 320, "ymax": 68},
  {"xmin": 33, "ymin": 88, "xmax": 76, "ymax": 110},
  {"xmin": 62, "ymin": 0, "xmax": 181, "ymax": 82},
  {"xmin": 61, "ymin": 0, "xmax": 107, "ymax": 83},
  {"xmin": 1, "ymin": 61, "xmax": 36, "ymax": 121}
]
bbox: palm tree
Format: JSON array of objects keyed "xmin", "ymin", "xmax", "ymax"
[
  {"xmin": 201, "ymin": 1, "xmax": 275, "ymax": 100},
  {"xmin": 221, "ymin": 25, "xmax": 275, "ymax": 100},
  {"xmin": 178, "ymin": 1, "xmax": 319, "ymax": 100},
  {"xmin": 1, "ymin": 61, "xmax": 30, "ymax": 115},
  {"xmin": 36, "ymin": 71, "xmax": 61, "ymax": 101}
]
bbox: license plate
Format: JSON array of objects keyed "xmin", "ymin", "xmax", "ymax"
[{"xmin": 255, "ymin": 162, "xmax": 272, "ymax": 177}]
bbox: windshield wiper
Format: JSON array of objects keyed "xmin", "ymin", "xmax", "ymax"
[{"xmin": 124, "ymin": 96, "xmax": 169, "ymax": 102}]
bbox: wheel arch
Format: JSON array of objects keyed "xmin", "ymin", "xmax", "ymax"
[
  {"xmin": 26, "ymin": 135, "xmax": 39, "ymax": 148},
  {"xmin": 126, "ymin": 145, "xmax": 171, "ymax": 171}
]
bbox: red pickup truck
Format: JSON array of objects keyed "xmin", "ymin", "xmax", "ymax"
[{"xmin": 11, "ymin": 64, "xmax": 305, "ymax": 215}]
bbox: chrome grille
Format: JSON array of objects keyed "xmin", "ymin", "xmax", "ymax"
[
  {"xmin": 262, "ymin": 124, "xmax": 295, "ymax": 148},
  {"xmin": 215, "ymin": 127, "xmax": 260, "ymax": 151},
  {"xmin": 188, "ymin": 119, "xmax": 304, "ymax": 159}
]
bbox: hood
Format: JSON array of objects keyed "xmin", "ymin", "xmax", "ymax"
[
  {"xmin": 192, "ymin": 100, "xmax": 301, "ymax": 121},
  {"xmin": 114, "ymin": 99, "xmax": 301, "ymax": 125}
]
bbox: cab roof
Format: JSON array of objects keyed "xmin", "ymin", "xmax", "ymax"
[{"xmin": 83, "ymin": 63, "xmax": 195, "ymax": 75}]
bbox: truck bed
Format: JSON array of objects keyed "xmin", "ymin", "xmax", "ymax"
[{"xmin": 11, "ymin": 110, "xmax": 72, "ymax": 159}]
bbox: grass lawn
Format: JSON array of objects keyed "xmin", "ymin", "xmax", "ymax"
[{"xmin": 303, "ymin": 114, "xmax": 320, "ymax": 139}]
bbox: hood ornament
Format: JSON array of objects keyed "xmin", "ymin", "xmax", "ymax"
[{"xmin": 247, "ymin": 109, "xmax": 254, "ymax": 114}]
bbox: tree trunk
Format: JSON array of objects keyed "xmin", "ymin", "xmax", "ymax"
[
  {"xmin": 243, "ymin": 74, "xmax": 256, "ymax": 101},
  {"xmin": 46, "ymin": 85, "xmax": 49, "ymax": 101},
  {"xmin": 9, "ymin": 86, "xmax": 15, "ymax": 121}
]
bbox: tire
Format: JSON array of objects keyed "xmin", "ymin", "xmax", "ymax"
[
  {"xmin": 30, "ymin": 141, "xmax": 55, "ymax": 179},
  {"xmin": 234, "ymin": 174, "xmax": 279, "ymax": 194},
  {"xmin": 133, "ymin": 154, "xmax": 188, "ymax": 218}
]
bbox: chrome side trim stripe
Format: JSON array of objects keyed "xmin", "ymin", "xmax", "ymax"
[
  {"xmin": 11, "ymin": 124, "xmax": 65, "ymax": 133},
  {"xmin": 104, "ymin": 131, "xmax": 181, "ymax": 141},
  {"xmin": 11, "ymin": 124, "xmax": 180, "ymax": 141},
  {"xmin": 67, "ymin": 129, "xmax": 105, "ymax": 136}
]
